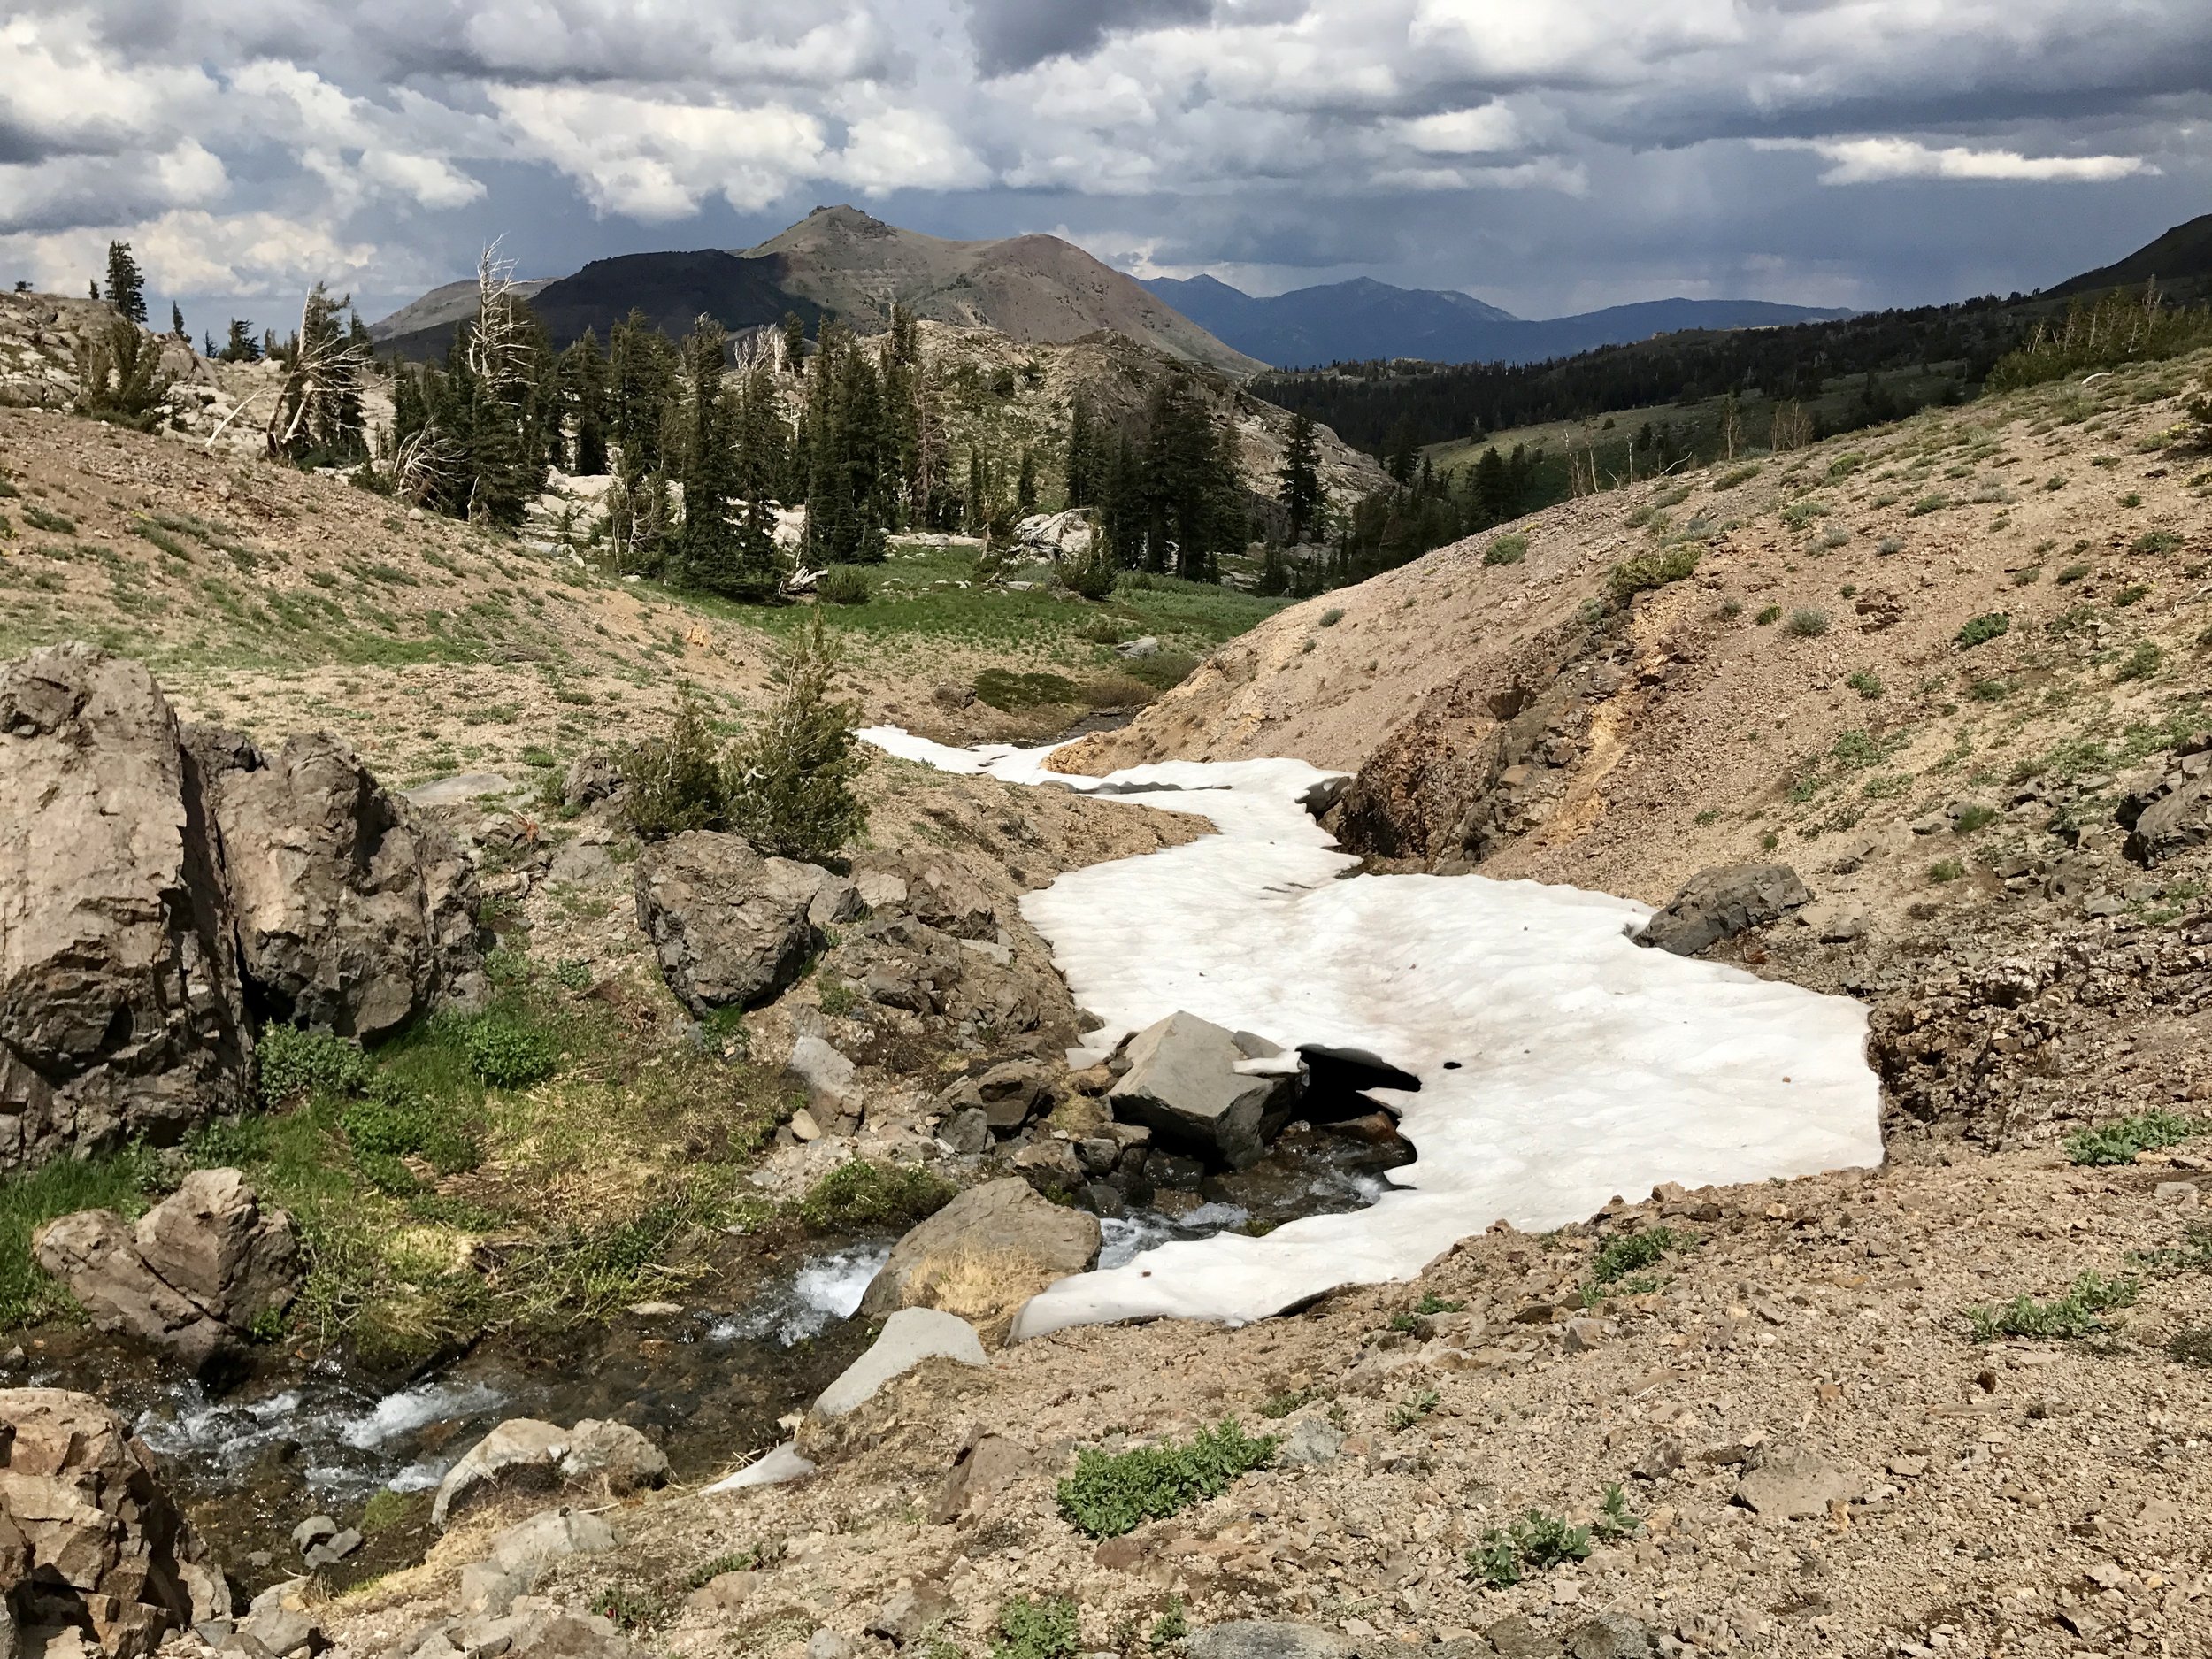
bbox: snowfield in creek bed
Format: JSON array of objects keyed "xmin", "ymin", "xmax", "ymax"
[{"xmin": 859, "ymin": 728, "xmax": 1883, "ymax": 1336}]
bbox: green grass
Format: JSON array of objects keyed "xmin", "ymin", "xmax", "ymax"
[
  {"xmin": 1964, "ymin": 1271, "xmax": 2137, "ymax": 1342},
  {"xmin": 790, "ymin": 1160, "xmax": 954, "ymax": 1233},
  {"xmin": 1056, "ymin": 1418, "xmax": 1280, "ymax": 1539},
  {"xmin": 1586, "ymin": 1226, "xmax": 1695, "ymax": 1290},
  {"xmin": 2065, "ymin": 1110, "xmax": 2206, "ymax": 1166},
  {"xmin": 0, "ymin": 1148, "xmax": 160, "ymax": 1326}
]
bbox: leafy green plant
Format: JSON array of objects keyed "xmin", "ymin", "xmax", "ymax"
[
  {"xmin": 1483, "ymin": 534, "xmax": 1528, "ymax": 566},
  {"xmin": 1953, "ymin": 804, "xmax": 1997, "ymax": 833},
  {"xmin": 685, "ymin": 1549, "xmax": 763, "ymax": 1588},
  {"xmin": 1587, "ymin": 1226, "xmax": 1694, "ymax": 1291},
  {"xmin": 792, "ymin": 1160, "xmax": 953, "ymax": 1233},
  {"xmin": 2132, "ymin": 530, "xmax": 2183, "ymax": 555},
  {"xmin": 1964, "ymin": 1272, "xmax": 2137, "ymax": 1342},
  {"xmin": 2116, "ymin": 641, "xmax": 2163, "ymax": 682},
  {"xmin": 1955, "ymin": 612, "xmax": 2010, "ymax": 649},
  {"xmin": 1593, "ymin": 1485, "xmax": 1641, "ymax": 1542},
  {"xmin": 589, "ymin": 1585, "xmax": 671, "ymax": 1632},
  {"xmin": 1148, "ymin": 1598, "xmax": 1187, "ymax": 1647},
  {"xmin": 2065, "ymin": 1109, "xmax": 2206, "ymax": 1166},
  {"xmin": 1845, "ymin": 669, "xmax": 1884, "ymax": 700},
  {"xmin": 2056, "ymin": 562, "xmax": 2092, "ymax": 585},
  {"xmin": 993, "ymin": 1596, "xmax": 1080, "ymax": 1659},
  {"xmin": 1755, "ymin": 604, "xmax": 1782, "ymax": 626},
  {"xmin": 1056, "ymin": 1419, "xmax": 1280, "ymax": 1540},
  {"xmin": 1786, "ymin": 608, "xmax": 1830, "ymax": 637},
  {"xmin": 1467, "ymin": 1509, "xmax": 1593, "ymax": 1588},
  {"xmin": 464, "ymin": 1013, "xmax": 558, "ymax": 1089},
  {"xmin": 1929, "ymin": 859, "xmax": 1964, "ymax": 883},
  {"xmin": 1387, "ymin": 1387, "xmax": 1441, "ymax": 1431},
  {"xmin": 817, "ymin": 566, "xmax": 872, "ymax": 605},
  {"xmin": 257, "ymin": 1025, "xmax": 373, "ymax": 1105}
]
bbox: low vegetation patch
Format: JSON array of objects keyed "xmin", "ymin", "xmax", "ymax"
[
  {"xmin": 1482, "ymin": 534, "xmax": 1528, "ymax": 566},
  {"xmin": 1056, "ymin": 1418, "xmax": 1280, "ymax": 1539},
  {"xmin": 1786, "ymin": 608, "xmax": 1831, "ymax": 638},
  {"xmin": 1964, "ymin": 1271, "xmax": 2138, "ymax": 1342},
  {"xmin": 791, "ymin": 1159, "xmax": 954, "ymax": 1233},
  {"xmin": 992, "ymin": 1596, "xmax": 1080, "ymax": 1659},
  {"xmin": 1469, "ymin": 1490, "xmax": 1636, "ymax": 1590},
  {"xmin": 1608, "ymin": 547, "xmax": 1700, "ymax": 604},
  {"xmin": 2066, "ymin": 1109, "xmax": 2207, "ymax": 1166},
  {"xmin": 1955, "ymin": 612, "xmax": 2011, "ymax": 649}
]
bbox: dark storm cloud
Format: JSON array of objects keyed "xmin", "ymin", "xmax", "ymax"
[{"xmin": 961, "ymin": 0, "xmax": 1214, "ymax": 75}]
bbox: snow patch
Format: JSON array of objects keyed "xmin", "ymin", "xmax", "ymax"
[{"xmin": 857, "ymin": 726, "xmax": 1884, "ymax": 1334}]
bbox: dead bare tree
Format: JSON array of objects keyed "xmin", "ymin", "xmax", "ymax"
[{"xmin": 465, "ymin": 240, "xmax": 529, "ymax": 396}]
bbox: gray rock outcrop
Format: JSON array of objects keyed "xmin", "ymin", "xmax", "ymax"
[
  {"xmin": 32, "ymin": 1169, "xmax": 298, "ymax": 1370},
  {"xmin": 0, "ymin": 644, "xmax": 484, "ymax": 1171},
  {"xmin": 1634, "ymin": 862, "xmax": 1811, "ymax": 956},
  {"xmin": 2123, "ymin": 740, "xmax": 2212, "ymax": 864},
  {"xmin": 195, "ymin": 730, "xmax": 483, "ymax": 1038},
  {"xmin": 0, "ymin": 1388, "xmax": 228, "ymax": 1658},
  {"xmin": 1108, "ymin": 1012, "xmax": 1290, "ymax": 1169},
  {"xmin": 430, "ymin": 1417, "xmax": 667, "ymax": 1528},
  {"xmin": 1011, "ymin": 510, "xmax": 1094, "ymax": 562},
  {"xmin": 633, "ymin": 831, "xmax": 856, "ymax": 1015},
  {"xmin": 860, "ymin": 1178, "xmax": 1100, "ymax": 1331},
  {"xmin": 0, "ymin": 645, "xmax": 253, "ymax": 1171}
]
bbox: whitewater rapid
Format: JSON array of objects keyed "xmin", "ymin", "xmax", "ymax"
[{"xmin": 859, "ymin": 727, "xmax": 1883, "ymax": 1337}]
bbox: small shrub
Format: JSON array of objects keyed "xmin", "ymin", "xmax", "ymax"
[
  {"xmin": 1317, "ymin": 607, "xmax": 1345, "ymax": 627},
  {"xmin": 1964, "ymin": 1271, "xmax": 2137, "ymax": 1342},
  {"xmin": 621, "ymin": 686, "xmax": 732, "ymax": 839},
  {"xmin": 1257, "ymin": 1389, "xmax": 1312, "ymax": 1419},
  {"xmin": 2120, "ymin": 492, "xmax": 2143, "ymax": 508},
  {"xmin": 1386, "ymin": 1388, "xmax": 1440, "ymax": 1430},
  {"xmin": 1909, "ymin": 493, "xmax": 1950, "ymax": 516},
  {"xmin": 2133, "ymin": 530, "xmax": 2183, "ymax": 555},
  {"xmin": 358, "ymin": 1488, "xmax": 422, "ymax": 1536},
  {"xmin": 1876, "ymin": 535, "xmax": 1903, "ymax": 556},
  {"xmin": 1755, "ymin": 604, "xmax": 1782, "ymax": 626},
  {"xmin": 685, "ymin": 1550, "xmax": 763, "ymax": 1589},
  {"xmin": 817, "ymin": 976, "xmax": 858, "ymax": 1018},
  {"xmin": 1593, "ymin": 1485, "xmax": 1640, "ymax": 1542},
  {"xmin": 1929, "ymin": 859, "xmax": 1965, "ymax": 883},
  {"xmin": 590, "ymin": 1586, "xmax": 671, "ymax": 1633},
  {"xmin": 2114, "ymin": 583, "xmax": 2151, "ymax": 607},
  {"xmin": 1482, "ymin": 534, "xmax": 1528, "ymax": 567},
  {"xmin": 2170, "ymin": 1327, "xmax": 2212, "ymax": 1368},
  {"xmin": 2065, "ymin": 1109, "xmax": 2206, "ymax": 1166},
  {"xmin": 22, "ymin": 505, "xmax": 75, "ymax": 534},
  {"xmin": 993, "ymin": 1596, "xmax": 1080, "ymax": 1659},
  {"xmin": 2055, "ymin": 562, "xmax": 2092, "ymax": 585},
  {"xmin": 1589, "ymin": 1227, "xmax": 1693, "ymax": 1286},
  {"xmin": 1468, "ymin": 1509, "xmax": 1593, "ymax": 1588},
  {"xmin": 256, "ymin": 1025, "xmax": 373, "ymax": 1105},
  {"xmin": 1955, "ymin": 612, "xmax": 2010, "ymax": 649},
  {"xmin": 793, "ymin": 1160, "xmax": 954, "ymax": 1233},
  {"xmin": 817, "ymin": 566, "xmax": 872, "ymax": 605},
  {"xmin": 1060, "ymin": 550, "xmax": 1118, "ymax": 601},
  {"xmin": 1718, "ymin": 599, "xmax": 1742, "ymax": 619},
  {"xmin": 2116, "ymin": 641, "xmax": 2163, "ymax": 682},
  {"xmin": 1608, "ymin": 547, "xmax": 1700, "ymax": 603},
  {"xmin": 1056, "ymin": 1419, "xmax": 1280, "ymax": 1540},
  {"xmin": 1845, "ymin": 669, "xmax": 1884, "ymax": 700},
  {"xmin": 1953, "ymin": 803, "xmax": 1997, "ymax": 833},
  {"xmin": 464, "ymin": 1014, "xmax": 558, "ymax": 1089},
  {"xmin": 1786, "ymin": 607, "xmax": 1830, "ymax": 638}
]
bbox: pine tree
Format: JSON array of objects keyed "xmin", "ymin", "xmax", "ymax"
[
  {"xmin": 1065, "ymin": 392, "xmax": 1102, "ymax": 509},
  {"xmin": 1279, "ymin": 411, "xmax": 1323, "ymax": 545},
  {"xmin": 676, "ymin": 320, "xmax": 741, "ymax": 594},
  {"xmin": 170, "ymin": 302, "xmax": 185, "ymax": 340},
  {"xmin": 781, "ymin": 311, "xmax": 809, "ymax": 376},
  {"xmin": 220, "ymin": 319, "xmax": 260, "ymax": 363},
  {"xmin": 733, "ymin": 358, "xmax": 784, "ymax": 578},
  {"xmin": 104, "ymin": 244, "xmax": 146, "ymax": 325},
  {"xmin": 727, "ymin": 611, "xmax": 869, "ymax": 862},
  {"xmin": 1015, "ymin": 445, "xmax": 1037, "ymax": 518},
  {"xmin": 563, "ymin": 330, "xmax": 611, "ymax": 474}
]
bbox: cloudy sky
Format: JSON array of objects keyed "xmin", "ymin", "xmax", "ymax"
[{"xmin": 4, "ymin": 0, "xmax": 2206, "ymax": 332}]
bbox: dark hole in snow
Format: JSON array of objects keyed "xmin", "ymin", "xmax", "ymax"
[
  {"xmin": 1442, "ymin": 1060, "xmax": 1462, "ymax": 1070},
  {"xmin": 1291, "ymin": 1043, "xmax": 1420, "ymax": 1130}
]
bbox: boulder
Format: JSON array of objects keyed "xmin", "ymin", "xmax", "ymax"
[
  {"xmin": 1011, "ymin": 510, "xmax": 1094, "ymax": 563},
  {"xmin": 1187, "ymin": 1624, "xmax": 1348, "ymax": 1659},
  {"xmin": 193, "ymin": 728, "xmax": 484, "ymax": 1039},
  {"xmin": 0, "ymin": 1388, "xmax": 227, "ymax": 1659},
  {"xmin": 2124, "ymin": 762, "xmax": 2212, "ymax": 864},
  {"xmin": 1109, "ymin": 1012, "xmax": 1285, "ymax": 1169},
  {"xmin": 866, "ymin": 1584, "xmax": 953, "ymax": 1647},
  {"xmin": 810, "ymin": 1309, "xmax": 987, "ymax": 1419},
  {"xmin": 32, "ymin": 1170, "xmax": 298, "ymax": 1370},
  {"xmin": 562, "ymin": 755, "xmax": 622, "ymax": 811},
  {"xmin": 1732, "ymin": 1443, "xmax": 1856, "ymax": 1521},
  {"xmin": 0, "ymin": 645, "xmax": 252, "ymax": 1171},
  {"xmin": 0, "ymin": 644, "xmax": 487, "ymax": 1172},
  {"xmin": 926, "ymin": 1433, "xmax": 1033, "ymax": 1524},
  {"xmin": 430, "ymin": 1418, "xmax": 666, "ymax": 1529},
  {"xmin": 442, "ymin": 1601, "xmax": 637, "ymax": 1659},
  {"xmin": 859, "ymin": 1179, "xmax": 1101, "ymax": 1330},
  {"xmin": 633, "ymin": 832, "xmax": 853, "ymax": 1015},
  {"xmin": 1634, "ymin": 863, "xmax": 1811, "ymax": 956}
]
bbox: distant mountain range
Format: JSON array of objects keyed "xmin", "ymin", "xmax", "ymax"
[
  {"xmin": 2047, "ymin": 211, "xmax": 2212, "ymax": 303},
  {"xmin": 371, "ymin": 207, "xmax": 1263, "ymax": 377},
  {"xmin": 1142, "ymin": 274, "xmax": 1855, "ymax": 368}
]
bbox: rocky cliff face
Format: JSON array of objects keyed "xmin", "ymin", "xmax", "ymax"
[{"xmin": 0, "ymin": 643, "xmax": 483, "ymax": 1170}]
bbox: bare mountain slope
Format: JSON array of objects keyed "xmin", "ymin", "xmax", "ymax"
[{"xmin": 741, "ymin": 206, "xmax": 1264, "ymax": 378}]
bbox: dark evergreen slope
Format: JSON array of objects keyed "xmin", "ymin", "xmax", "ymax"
[{"xmin": 2048, "ymin": 212, "xmax": 2212, "ymax": 303}]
